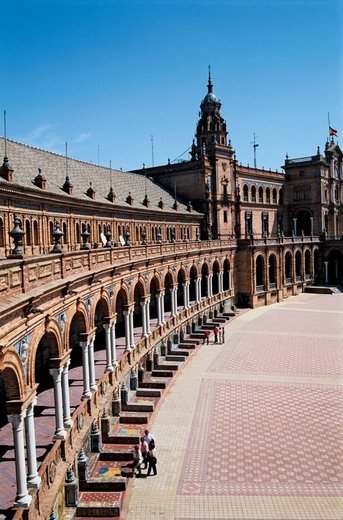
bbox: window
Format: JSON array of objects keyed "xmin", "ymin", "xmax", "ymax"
[{"xmin": 223, "ymin": 210, "xmax": 228, "ymax": 223}]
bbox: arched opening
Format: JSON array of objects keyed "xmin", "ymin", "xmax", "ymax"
[
  {"xmin": 272, "ymin": 188, "xmax": 277, "ymax": 204},
  {"xmin": 212, "ymin": 261, "xmax": 220, "ymax": 295},
  {"xmin": 327, "ymin": 249, "xmax": 343, "ymax": 283},
  {"xmin": 115, "ymin": 288, "xmax": 129, "ymax": 340},
  {"xmin": 201, "ymin": 263, "xmax": 209, "ymax": 297},
  {"xmin": 251, "ymin": 185, "xmax": 256, "ymax": 203},
  {"xmin": 297, "ymin": 210, "xmax": 312, "ymax": 236},
  {"xmin": 243, "ymin": 184, "xmax": 249, "ymax": 202},
  {"xmin": 223, "ymin": 259, "xmax": 231, "ymax": 291},
  {"xmin": 25, "ymin": 220, "xmax": 32, "ymax": 246},
  {"xmin": 304, "ymin": 250, "xmax": 311, "ymax": 280},
  {"xmin": 189, "ymin": 266, "xmax": 197, "ymax": 303},
  {"xmin": 33, "ymin": 220, "xmax": 39, "ymax": 245},
  {"xmin": 164, "ymin": 272, "xmax": 173, "ymax": 314},
  {"xmin": 69, "ymin": 311, "xmax": 87, "ymax": 368},
  {"xmin": 285, "ymin": 251, "xmax": 292, "ymax": 283},
  {"xmin": 177, "ymin": 269, "xmax": 186, "ymax": 307},
  {"xmin": 258, "ymin": 186, "xmax": 263, "ymax": 203},
  {"xmin": 149, "ymin": 277, "xmax": 160, "ymax": 321},
  {"xmin": 94, "ymin": 298, "xmax": 109, "ymax": 351},
  {"xmin": 266, "ymin": 187, "xmax": 270, "ymax": 204},
  {"xmin": 295, "ymin": 251, "xmax": 302, "ymax": 280},
  {"xmin": 269, "ymin": 254, "xmax": 277, "ymax": 288},
  {"xmin": 133, "ymin": 282, "xmax": 145, "ymax": 327},
  {"xmin": 256, "ymin": 255, "xmax": 264, "ymax": 290}
]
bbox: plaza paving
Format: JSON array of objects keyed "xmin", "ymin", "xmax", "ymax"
[{"xmin": 123, "ymin": 292, "xmax": 343, "ymax": 520}]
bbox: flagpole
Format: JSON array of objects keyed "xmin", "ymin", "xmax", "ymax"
[{"xmin": 328, "ymin": 112, "xmax": 331, "ymax": 138}]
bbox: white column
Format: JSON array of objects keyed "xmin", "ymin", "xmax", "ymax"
[
  {"xmin": 80, "ymin": 341, "xmax": 92, "ymax": 399},
  {"xmin": 130, "ymin": 308, "xmax": 135, "ymax": 348},
  {"xmin": 110, "ymin": 321, "xmax": 118, "ymax": 366},
  {"xmin": 141, "ymin": 301, "xmax": 148, "ymax": 337},
  {"xmin": 195, "ymin": 278, "xmax": 200, "ymax": 303},
  {"xmin": 183, "ymin": 282, "xmax": 187, "ymax": 309},
  {"xmin": 25, "ymin": 399, "xmax": 41, "ymax": 487},
  {"xmin": 103, "ymin": 323, "xmax": 113, "ymax": 372},
  {"xmin": 50, "ymin": 367, "xmax": 67, "ymax": 440},
  {"xmin": 88, "ymin": 338, "xmax": 97, "ymax": 391},
  {"xmin": 146, "ymin": 298, "xmax": 151, "ymax": 334},
  {"xmin": 61, "ymin": 361, "xmax": 73, "ymax": 427},
  {"xmin": 170, "ymin": 287, "xmax": 175, "ymax": 316},
  {"xmin": 173, "ymin": 286, "xmax": 178, "ymax": 316},
  {"xmin": 157, "ymin": 293, "xmax": 163, "ymax": 326},
  {"xmin": 124, "ymin": 310, "xmax": 131, "ymax": 352},
  {"xmin": 8, "ymin": 411, "xmax": 32, "ymax": 508},
  {"xmin": 161, "ymin": 291, "xmax": 166, "ymax": 324},
  {"xmin": 219, "ymin": 272, "xmax": 223, "ymax": 293},
  {"xmin": 206, "ymin": 275, "xmax": 211, "ymax": 298}
]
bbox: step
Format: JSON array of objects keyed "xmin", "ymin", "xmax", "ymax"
[
  {"xmin": 151, "ymin": 369, "xmax": 174, "ymax": 378},
  {"xmin": 167, "ymin": 349, "xmax": 189, "ymax": 357},
  {"xmin": 178, "ymin": 342, "xmax": 197, "ymax": 349},
  {"xmin": 120, "ymin": 412, "xmax": 148, "ymax": 424},
  {"xmin": 136, "ymin": 388, "xmax": 162, "ymax": 397},
  {"xmin": 211, "ymin": 317, "xmax": 226, "ymax": 323},
  {"xmin": 139, "ymin": 380, "xmax": 167, "ymax": 389},
  {"xmin": 155, "ymin": 362, "xmax": 180, "ymax": 371},
  {"xmin": 165, "ymin": 354, "xmax": 186, "ymax": 362},
  {"xmin": 79, "ymin": 476, "xmax": 126, "ymax": 492},
  {"xmin": 107, "ymin": 425, "xmax": 141, "ymax": 445},
  {"xmin": 77, "ymin": 491, "xmax": 121, "ymax": 517},
  {"xmin": 100, "ymin": 448, "xmax": 133, "ymax": 461},
  {"xmin": 122, "ymin": 402, "xmax": 154, "ymax": 412},
  {"xmin": 189, "ymin": 332, "xmax": 205, "ymax": 339},
  {"xmin": 223, "ymin": 311, "xmax": 235, "ymax": 317}
]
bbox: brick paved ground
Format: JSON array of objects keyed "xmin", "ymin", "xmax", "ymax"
[{"xmin": 125, "ymin": 293, "xmax": 343, "ymax": 520}]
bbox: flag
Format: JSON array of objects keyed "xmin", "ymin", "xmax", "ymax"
[{"xmin": 329, "ymin": 126, "xmax": 338, "ymax": 137}]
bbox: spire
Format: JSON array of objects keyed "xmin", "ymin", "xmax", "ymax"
[{"xmin": 208, "ymin": 66, "xmax": 213, "ymax": 94}]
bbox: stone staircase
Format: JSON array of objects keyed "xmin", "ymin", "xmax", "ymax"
[{"xmin": 70, "ymin": 311, "xmax": 234, "ymax": 518}]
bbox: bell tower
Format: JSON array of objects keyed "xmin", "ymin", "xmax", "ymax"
[{"xmin": 195, "ymin": 70, "xmax": 228, "ymax": 151}]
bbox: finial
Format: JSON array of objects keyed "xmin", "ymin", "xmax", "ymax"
[{"xmin": 208, "ymin": 65, "xmax": 213, "ymax": 93}]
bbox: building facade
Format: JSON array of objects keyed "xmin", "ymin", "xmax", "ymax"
[{"xmin": 0, "ymin": 75, "xmax": 342, "ymax": 519}]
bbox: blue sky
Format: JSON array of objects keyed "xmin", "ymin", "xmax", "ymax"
[{"xmin": 2, "ymin": 0, "xmax": 342, "ymax": 172}]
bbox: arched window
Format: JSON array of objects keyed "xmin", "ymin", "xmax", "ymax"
[
  {"xmin": 243, "ymin": 184, "xmax": 249, "ymax": 202},
  {"xmin": 258, "ymin": 186, "xmax": 263, "ymax": 203},
  {"xmin": 251, "ymin": 185, "xmax": 256, "ymax": 202},
  {"xmin": 76, "ymin": 222, "xmax": 81, "ymax": 244},
  {"xmin": 62, "ymin": 222, "xmax": 68, "ymax": 244},
  {"xmin": 25, "ymin": 220, "xmax": 32, "ymax": 246},
  {"xmin": 49, "ymin": 221, "xmax": 54, "ymax": 244},
  {"xmin": 33, "ymin": 220, "xmax": 39, "ymax": 245},
  {"xmin": 0, "ymin": 217, "xmax": 4, "ymax": 247},
  {"xmin": 272, "ymin": 188, "xmax": 277, "ymax": 204},
  {"xmin": 256, "ymin": 255, "xmax": 265, "ymax": 290},
  {"xmin": 266, "ymin": 187, "xmax": 271, "ymax": 204}
]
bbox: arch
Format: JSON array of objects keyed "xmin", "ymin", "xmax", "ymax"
[
  {"xmin": 251, "ymin": 185, "xmax": 256, "ymax": 203},
  {"xmin": 272, "ymin": 188, "xmax": 277, "ymax": 204},
  {"xmin": 149, "ymin": 275, "xmax": 160, "ymax": 320},
  {"xmin": 284, "ymin": 250, "xmax": 292, "ymax": 283},
  {"xmin": 33, "ymin": 220, "xmax": 39, "ymax": 245},
  {"xmin": 268, "ymin": 253, "xmax": 277, "ymax": 287},
  {"xmin": 177, "ymin": 268, "xmax": 186, "ymax": 307},
  {"xmin": 0, "ymin": 347, "xmax": 26, "ymax": 401},
  {"xmin": 189, "ymin": 265, "xmax": 198, "ymax": 303},
  {"xmin": 256, "ymin": 254, "xmax": 265, "ymax": 290},
  {"xmin": 212, "ymin": 260, "xmax": 220, "ymax": 295},
  {"xmin": 243, "ymin": 184, "xmax": 249, "ymax": 202},
  {"xmin": 258, "ymin": 186, "xmax": 263, "ymax": 203},
  {"xmin": 266, "ymin": 187, "xmax": 270, "ymax": 204},
  {"xmin": 295, "ymin": 250, "xmax": 302, "ymax": 279},
  {"xmin": 68, "ymin": 309, "xmax": 88, "ymax": 368},
  {"xmin": 304, "ymin": 249, "xmax": 311, "ymax": 279},
  {"xmin": 164, "ymin": 271, "xmax": 174, "ymax": 314},
  {"xmin": 296, "ymin": 209, "xmax": 312, "ymax": 236},
  {"xmin": 223, "ymin": 258, "xmax": 231, "ymax": 291},
  {"xmin": 94, "ymin": 297, "xmax": 110, "ymax": 351},
  {"xmin": 201, "ymin": 262, "xmax": 210, "ymax": 297},
  {"xmin": 133, "ymin": 280, "xmax": 146, "ymax": 327},
  {"xmin": 25, "ymin": 220, "xmax": 32, "ymax": 246}
]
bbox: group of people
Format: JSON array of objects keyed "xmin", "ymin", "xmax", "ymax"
[
  {"xmin": 126, "ymin": 429, "xmax": 157, "ymax": 478},
  {"xmin": 204, "ymin": 325, "xmax": 225, "ymax": 345}
]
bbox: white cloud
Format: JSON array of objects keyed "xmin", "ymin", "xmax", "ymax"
[{"xmin": 73, "ymin": 131, "xmax": 92, "ymax": 143}]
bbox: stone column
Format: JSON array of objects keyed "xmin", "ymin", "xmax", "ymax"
[
  {"xmin": 157, "ymin": 293, "xmax": 163, "ymax": 326},
  {"xmin": 173, "ymin": 286, "xmax": 178, "ymax": 316},
  {"xmin": 103, "ymin": 323, "xmax": 113, "ymax": 372},
  {"xmin": 61, "ymin": 361, "xmax": 73, "ymax": 427},
  {"xmin": 206, "ymin": 275, "xmax": 211, "ymax": 298},
  {"xmin": 49, "ymin": 367, "xmax": 67, "ymax": 440},
  {"xmin": 129, "ymin": 308, "xmax": 135, "ymax": 348},
  {"xmin": 124, "ymin": 310, "xmax": 131, "ymax": 352},
  {"xmin": 219, "ymin": 272, "xmax": 223, "ymax": 293},
  {"xmin": 293, "ymin": 218, "xmax": 297, "ymax": 236},
  {"xmin": 25, "ymin": 399, "xmax": 41, "ymax": 487},
  {"xmin": 310, "ymin": 216, "xmax": 314, "ymax": 235},
  {"xmin": 88, "ymin": 338, "xmax": 97, "ymax": 392},
  {"xmin": 140, "ymin": 300, "xmax": 148, "ymax": 337},
  {"xmin": 324, "ymin": 261, "xmax": 329, "ymax": 283},
  {"xmin": 110, "ymin": 320, "xmax": 118, "ymax": 366},
  {"xmin": 170, "ymin": 287, "xmax": 175, "ymax": 317},
  {"xmin": 80, "ymin": 340, "xmax": 92, "ymax": 399},
  {"xmin": 146, "ymin": 298, "xmax": 151, "ymax": 334},
  {"xmin": 8, "ymin": 411, "xmax": 32, "ymax": 508},
  {"xmin": 161, "ymin": 291, "xmax": 166, "ymax": 323}
]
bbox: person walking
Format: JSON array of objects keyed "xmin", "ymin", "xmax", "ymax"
[
  {"xmin": 146, "ymin": 448, "xmax": 157, "ymax": 476},
  {"xmin": 221, "ymin": 326, "xmax": 225, "ymax": 343},
  {"xmin": 127, "ymin": 445, "xmax": 143, "ymax": 477},
  {"xmin": 143, "ymin": 429, "xmax": 156, "ymax": 450},
  {"xmin": 204, "ymin": 328, "xmax": 210, "ymax": 345},
  {"xmin": 213, "ymin": 325, "xmax": 219, "ymax": 343},
  {"xmin": 140, "ymin": 436, "xmax": 149, "ymax": 469}
]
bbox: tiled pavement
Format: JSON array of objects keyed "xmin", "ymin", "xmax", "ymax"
[{"xmin": 124, "ymin": 293, "xmax": 343, "ymax": 520}]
